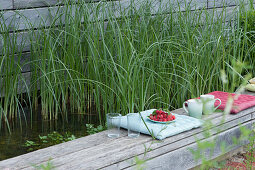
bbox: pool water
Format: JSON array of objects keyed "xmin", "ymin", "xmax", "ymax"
[{"xmin": 0, "ymin": 109, "xmax": 100, "ymax": 161}]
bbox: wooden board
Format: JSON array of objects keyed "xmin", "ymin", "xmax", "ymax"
[
  {"xmin": 85, "ymin": 111, "xmax": 254, "ymax": 169},
  {"xmin": 0, "ymin": 4, "xmax": 238, "ymax": 57},
  {"xmin": 13, "ymin": 0, "xmax": 90, "ymax": 9},
  {"xmin": 16, "ymin": 52, "xmax": 31, "ymax": 73},
  {"xmin": 0, "ymin": 72, "xmax": 31, "ymax": 97},
  {"xmin": 0, "ymin": 52, "xmax": 31, "ymax": 74},
  {"xmin": 207, "ymin": 0, "xmax": 250, "ymax": 8},
  {"xmin": 2, "ymin": 0, "xmax": 210, "ymax": 32},
  {"xmin": 125, "ymin": 121, "xmax": 252, "ymax": 170},
  {"xmin": 6, "ymin": 0, "xmax": 255, "ymax": 11},
  {"xmin": 54, "ymin": 116, "xmax": 251, "ymax": 169},
  {"xmin": 3, "ymin": 6, "xmax": 64, "ymax": 32},
  {"xmin": 0, "ymin": 0, "xmax": 247, "ymax": 59},
  {"xmin": 0, "ymin": 0, "xmax": 13, "ymax": 10},
  {"xmin": 0, "ymin": 31, "xmax": 36, "ymax": 54},
  {"xmin": 0, "ymin": 97, "xmax": 254, "ymax": 169},
  {"xmin": 0, "ymin": 0, "xmax": 241, "ymax": 63},
  {"xmin": 14, "ymin": 0, "xmax": 62, "ymax": 9}
]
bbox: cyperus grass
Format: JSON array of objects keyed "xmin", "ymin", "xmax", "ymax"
[{"xmin": 0, "ymin": 0, "xmax": 254, "ymax": 130}]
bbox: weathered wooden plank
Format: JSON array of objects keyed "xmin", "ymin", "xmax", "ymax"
[
  {"xmin": 70, "ymin": 113, "xmax": 252, "ymax": 169},
  {"xmin": 13, "ymin": 0, "xmax": 90, "ymax": 9},
  {"xmin": 0, "ymin": 92, "xmax": 254, "ymax": 169},
  {"xmin": 9, "ymin": 0, "xmax": 250, "ymax": 11},
  {"xmin": 0, "ymin": 52, "xmax": 30, "ymax": 74},
  {"xmin": 12, "ymin": 52, "xmax": 31, "ymax": 73},
  {"xmin": 0, "ymin": 129, "xmax": 129, "ymax": 169},
  {"xmin": 0, "ymin": 5, "xmax": 238, "ymax": 56},
  {"xmin": 95, "ymin": 107, "xmax": 255, "ymax": 170},
  {"xmin": 105, "ymin": 109, "xmax": 255, "ymax": 169},
  {"xmin": 12, "ymin": 0, "xmax": 206, "ymax": 10},
  {"xmin": 205, "ymin": 5, "xmax": 238, "ymax": 23},
  {"xmin": 152, "ymin": 0, "xmax": 207, "ymax": 14},
  {"xmin": 17, "ymin": 52, "xmax": 31, "ymax": 73},
  {"xmin": 0, "ymin": 0, "xmax": 13, "ymax": 10},
  {"xmin": 14, "ymin": 107, "xmax": 255, "ymax": 169},
  {"xmin": 2, "ymin": 6, "xmax": 65, "ymax": 32},
  {"xmin": 3, "ymin": 0, "xmax": 210, "ymax": 32},
  {"xmin": 125, "ymin": 121, "xmax": 252, "ymax": 170},
  {"xmin": 0, "ymin": 0, "xmax": 240, "ymax": 59},
  {"xmin": 207, "ymin": 0, "xmax": 250, "ymax": 8},
  {"xmin": 0, "ymin": 107, "xmax": 251, "ymax": 168},
  {"xmin": 252, "ymin": 111, "xmax": 255, "ymax": 119},
  {"xmin": 0, "ymin": 1, "xmax": 246, "ymax": 65},
  {"xmin": 191, "ymin": 145, "xmax": 247, "ymax": 170},
  {"xmin": 0, "ymin": 31, "xmax": 36, "ymax": 54},
  {"xmin": 14, "ymin": 0, "xmax": 62, "ymax": 9},
  {"xmin": 0, "ymin": 72, "xmax": 31, "ymax": 97}
]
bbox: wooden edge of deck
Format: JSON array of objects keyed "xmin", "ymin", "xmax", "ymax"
[{"xmin": 0, "ymin": 91, "xmax": 255, "ymax": 169}]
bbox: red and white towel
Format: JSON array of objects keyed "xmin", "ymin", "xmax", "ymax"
[{"xmin": 207, "ymin": 91, "xmax": 255, "ymax": 114}]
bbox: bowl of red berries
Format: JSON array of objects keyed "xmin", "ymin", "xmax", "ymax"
[{"xmin": 147, "ymin": 109, "xmax": 176, "ymax": 124}]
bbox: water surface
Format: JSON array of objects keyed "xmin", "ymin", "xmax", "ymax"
[{"xmin": 0, "ymin": 109, "xmax": 99, "ymax": 161}]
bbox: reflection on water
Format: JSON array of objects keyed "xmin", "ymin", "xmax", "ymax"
[{"xmin": 0, "ymin": 108, "xmax": 99, "ymax": 161}]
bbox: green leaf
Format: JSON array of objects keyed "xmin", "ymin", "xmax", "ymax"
[{"xmin": 151, "ymin": 110, "xmax": 157, "ymax": 115}]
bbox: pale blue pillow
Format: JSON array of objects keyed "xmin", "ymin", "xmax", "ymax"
[{"xmin": 120, "ymin": 109, "xmax": 203, "ymax": 140}]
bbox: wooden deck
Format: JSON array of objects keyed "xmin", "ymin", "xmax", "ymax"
[{"xmin": 0, "ymin": 91, "xmax": 255, "ymax": 170}]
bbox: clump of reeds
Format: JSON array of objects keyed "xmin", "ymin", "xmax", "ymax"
[{"xmin": 0, "ymin": 0, "xmax": 254, "ymax": 130}]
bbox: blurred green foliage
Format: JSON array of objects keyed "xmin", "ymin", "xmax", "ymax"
[
  {"xmin": 86, "ymin": 124, "xmax": 105, "ymax": 135},
  {"xmin": 240, "ymin": 9, "xmax": 255, "ymax": 56},
  {"xmin": 24, "ymin": 131, "xmax": 76, "ymax": 151}
]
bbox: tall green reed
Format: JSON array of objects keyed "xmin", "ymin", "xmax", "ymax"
[
  {"xmin": 0, "ymin": 10, "xmax": 32, "ymax": 131},
  {"xmin": 0, "ymin": 0, "xmax": 254, "ymax": 129}
]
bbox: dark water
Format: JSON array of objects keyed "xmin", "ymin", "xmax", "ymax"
[{"xmin": 0, "ymin": 109, "xmax": 100, "ymax": 161}]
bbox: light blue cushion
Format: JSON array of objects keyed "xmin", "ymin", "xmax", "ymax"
[{"xmin": 120, "ymin": 109, "xmax": 203, "ymax": 140}]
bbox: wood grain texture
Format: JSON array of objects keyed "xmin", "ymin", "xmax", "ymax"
[
  {"xmin": 0, "ymin": 52, "xmax": 30, "ymax": 73},
  {"xmin": 0, "ymin": 5, "xmax": 238, "ymax": 56},
  {"xmin": 0, "ymin": 0, "xmax": 254, "ymax": 168},
  {"xmin": 14, "ymin": 0, "xmax": 62, "ymax": 9},
  {"xmin": 0, "ymin": 31, "xmax": 36, "ymax": 54},
  {"xmin": 13, "ymin": 0, "xmax": 206, "ymax": 10},
  {"xmin": 0, "ymin": 72, "xmax": 31, "ymax": 97},
  {"xmin": 0, "ymin": 0, "xmax": 13, "ymax": 10},
  {"xmin": 102, "ymin": 113, "xmax": 253, "ymax": 169},
  {"xmin": 35, "ymin": 115, "xmax": 253, "ymax": 169},
  {"xmin": 252, "ymin": 111, "xmax": 255, "ymax": 119},
  {"xmin": 3, "ymin": 0, "xmax": 209, "ymax": 32},
  {"xmin": 0, "ymin": 100, "xmax": 254, "ymax": 169},
  {"xmin": 3, "ymin": 6, "xmax": 65, "ymax": 32},
  {"xmin": 207, "ymin": 0, "xmax": 250, "ymax": 8},
  {"xmin": 17, "ymin": 52, "xmax": 31, "ymax": 73},
  {"xmin": 13, "ymin": 0, "xmax": 90, "ymax": 9},
  {"xmin": 0, "ymin": 0, "xmax": 246, "ymax": 63},
  {"xmin": 125, "ymin": 121, "xmax": 252, "ymax": 170},
  {"xmin": 0, "ymin": 130, "xmax": 129, "ymax": 169}
]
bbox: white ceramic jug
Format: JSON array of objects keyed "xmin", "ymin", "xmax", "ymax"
[
  {"xmin": 183, "ymin": 99, "xmax": 203, "ymax": 119},
  {"xmin": 200, "ymin": 95, "xmax": 221, "ymax": 114}
]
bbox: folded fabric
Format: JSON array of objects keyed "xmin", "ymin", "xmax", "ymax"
[
  {"xmin": 207, "ymin": 91, "xmax": 255, "ymax": 114},
  {"xmin": 120, "ymin": 109, "xmax": 203, "ymax": 140}
]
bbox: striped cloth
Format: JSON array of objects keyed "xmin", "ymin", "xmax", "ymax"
[{"xmin": 207, "ymin": 91, "xmax": 255, "ymax": 114}]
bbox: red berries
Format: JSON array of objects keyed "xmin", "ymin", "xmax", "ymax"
[{"xmin": 148, "ymin": 109, "xmax": 176, "ymax": 122}]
